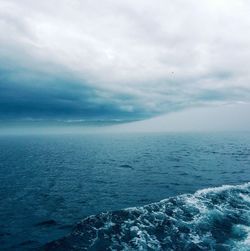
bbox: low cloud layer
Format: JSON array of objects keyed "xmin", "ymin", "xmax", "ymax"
[{"xmin": 1, "ymin": 0, "xmax": 250, "ymax": 121}]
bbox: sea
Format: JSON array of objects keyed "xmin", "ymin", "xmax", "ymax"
[{"xmin": 0, "ymin": 132, "xmax": 249, "ymax": 250}]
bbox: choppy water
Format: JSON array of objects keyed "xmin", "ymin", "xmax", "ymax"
[
  {"xmin": 45, "ymin": 183, "xmax": 250, "ymax": 251},
  {"xmin": 0, "ymin": 132, "xmax": 250, "ymax": 250}
]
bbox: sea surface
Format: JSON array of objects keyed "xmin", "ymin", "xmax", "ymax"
[{"xmin": 0, "ymin": 132, "xmax": 249, "ymax": 250}]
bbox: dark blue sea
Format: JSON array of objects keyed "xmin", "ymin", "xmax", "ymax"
[{"xmin": 0, "ymin": 132, "xmax": 250, "ymax": 250}]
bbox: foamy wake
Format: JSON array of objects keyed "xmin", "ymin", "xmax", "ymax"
[{"xmin": 44, "ymin": 183, "xmax": 250, "ymax": 251}]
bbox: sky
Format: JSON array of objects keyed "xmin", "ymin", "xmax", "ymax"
[{"xmin": 0, "ymin": 0, "xmax": 250, "ymax": 130}]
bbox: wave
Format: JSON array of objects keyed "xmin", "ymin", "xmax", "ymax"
[{"xmin": 44, "ymin": 183, "xmax": 250, "ymax": 251}]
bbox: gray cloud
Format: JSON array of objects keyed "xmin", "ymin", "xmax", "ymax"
[
  {"xmin": 0, "ymin": 0, "xmax": 250, "ymax": 121},
  {"xmin": 0, "ymin": 64, "xmax": 151, "ymax": 120}
]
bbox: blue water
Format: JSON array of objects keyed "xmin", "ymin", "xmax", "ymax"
[
  {"xmin": 45, "ymin": 183, "xmax": 250, "ymax": 251},
  {"xmin": 0, "ymin": 132, "xmax": 250, "ymax": 250}
]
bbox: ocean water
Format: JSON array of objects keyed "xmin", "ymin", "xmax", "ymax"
[
  {"xmin": 0, "ymin": 132, "xmax": 249, "ymax": 250},
  {"xmin": 45, "ymin": 183, "xmax": 250, "ymax": 251}
]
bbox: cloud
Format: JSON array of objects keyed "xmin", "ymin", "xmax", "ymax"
[
  {"xmin": 0, "ymin": 0, "xmax": 250, "ymax": 121},
  {"xmin": 0, "ymin": 65, "xmax": 150, "ymax": 120}
]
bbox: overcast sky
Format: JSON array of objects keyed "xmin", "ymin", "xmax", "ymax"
[{"xmin": 0, "ymin": 0, "xmax": 250, "ymax": 127}]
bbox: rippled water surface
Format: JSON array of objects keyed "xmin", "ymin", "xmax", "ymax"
[
  {"xmin": 45, "ymin": 183, "xmax": 250, "ymax": 251},
  {"xmin": 0, "ymin": 132, "xmax": 250, "ymax": 250}
]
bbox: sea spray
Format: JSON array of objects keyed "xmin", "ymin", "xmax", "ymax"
[{"xmin": 44, "ymin": 182, "xmax": 250, "ymax": 250}]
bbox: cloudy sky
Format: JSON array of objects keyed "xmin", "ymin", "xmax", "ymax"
[{"xmin": 0, "ymin": 0, "xmax": 250, "ymax": 126}]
